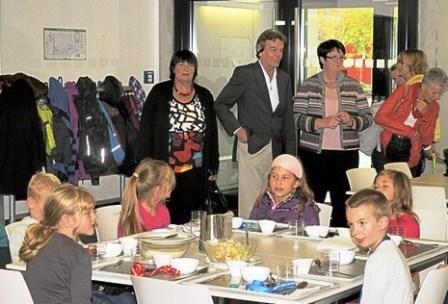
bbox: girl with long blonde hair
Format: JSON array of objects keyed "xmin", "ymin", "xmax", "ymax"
[
  {"xmin": 19, "ymin": 184, "xmax": 96, "ymax": 303},
  {"xmin": 118, "ymin": 158, "xmax": 175, "ymax": 237}
]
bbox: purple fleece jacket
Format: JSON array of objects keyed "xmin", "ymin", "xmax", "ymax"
[{"xmin": 249, "ymin": 192, "xmax": 320, "ymax": 225}]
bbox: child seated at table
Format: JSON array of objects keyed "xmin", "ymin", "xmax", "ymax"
[
  {"xmin": 373, "ymin": 169, "xmax": 420, "ymax": 238},
  {"xmin": 20, "ymin": 184, "xmax": 136, "ymax": 304},
  {"xmin": 249, "ymin": 154, "xmax": 319, "ymax": 225},
  {"xmin": 346, "ymin": 189, "xmax": 413, "ymax": 304},
  {"xmin": 118, "ymin": 158, "xmax": 175, "ymax": 237},
  {"xmin": 7, "ymin": 172, "xmax": 61, "ymax": 262}
]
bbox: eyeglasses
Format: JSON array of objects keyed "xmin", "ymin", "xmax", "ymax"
[{"xmin": 326, "ymin": 55, "xmax": 346, "ymax": 61}]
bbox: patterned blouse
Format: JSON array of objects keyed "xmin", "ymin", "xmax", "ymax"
[{"xmin": 168, "ymin": 95, "xmax": 206, "ymax": 173}]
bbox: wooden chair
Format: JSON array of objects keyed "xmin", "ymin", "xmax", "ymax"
[
  {"xmin": 384, "ymin": 162, "xmax": 413, "ymax": 178},
  {"xmin": 95, "ymin": 204, "xmax": 121, "ymax": 242},
  {"xmin": 346, "ymin": 167, "xmax": 377, "ymax": 192},
  {"xmin": 316, "ymin": 202, "xmax": 333, "ymax": 226},
  {"xmin": 131, "ymin": 276, "xmax": 213, "ymax": 304},
  {"xmin": 0, "ymin": 269, "xmax": 34, "ymax": 303},
  {"xmin": 414, "ymin": 267, "xmax": 448, "ymax": 304}
]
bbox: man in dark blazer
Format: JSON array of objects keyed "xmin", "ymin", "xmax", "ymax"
[{"xmin": 214, "ymin": 29, "xmax": 295, "ymax": 218}]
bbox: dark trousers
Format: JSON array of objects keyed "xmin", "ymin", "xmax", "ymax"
[
  {"xmin": 384, "ymin": 134, "xmax": 424, "ymax": 177},
  {"xmin": 167, "ymin": 167, "xmax": 203, "ymax": 225},
  {"xmin": 298, "ymin": 149, "xmax": 359, "ymax": 227}
]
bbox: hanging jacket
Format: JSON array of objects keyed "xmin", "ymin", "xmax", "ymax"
[
  {"xmin": 75, "ymin": 77, "xmax": 117, "ymax": 179},
  {"xmin": 0, "ymin": 78, "xmax": 46, "ymax": 199},
  {"xmin": 47, "ymin": 77, "xmax": 77, "ymax": 182}
]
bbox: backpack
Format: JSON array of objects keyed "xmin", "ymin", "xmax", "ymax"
[{"xmin": 75, "ymin": 76, "xmax": 117, "ymax": 178}]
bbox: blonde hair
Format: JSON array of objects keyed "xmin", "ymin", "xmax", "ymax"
[
  {"xmin": 119, "ymin": 158, "xmax": 175, "ymax": 236},
  {"xmin": 398, "ymin": 49, "xmax": 428, "ymax": 76},
  {"xmin": 19, "ymin": 184, "xmax": 95, "ymax": 262},
  {"xmin": 346, "ymin": 189, "xmax": 391, "ymax": 220},
  {"xmin": 27, "ymin": 172, "xmax": 61, "ymax": 201},
  {"xmin": 374, "ymin": 169, "xmax": 418, "ymax": 221}
]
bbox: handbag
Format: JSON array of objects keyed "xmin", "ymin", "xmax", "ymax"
[
  {"xmin": 359, "ymin": 98, "xmax": 385, "ymax": 156},
  {"xmin": 203, "ymin": 180, "xmax": 230, "ymax": 214}
]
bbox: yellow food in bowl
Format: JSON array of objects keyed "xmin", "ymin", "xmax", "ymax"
[{"xmin": 204, "ymin": 239, "xmax": 256, "ymax": 262}]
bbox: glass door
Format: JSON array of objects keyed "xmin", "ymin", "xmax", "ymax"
[
  {"xmin": 297, "ymin": 0, "xmax": 399, "ymax": 167},
  {"xmin": 297, "ymin": 0, "xmax": 399, "ymax": 99},
  {"xmin": 191, "ymin": 1, "xmax": 278, "ymax": 190}
]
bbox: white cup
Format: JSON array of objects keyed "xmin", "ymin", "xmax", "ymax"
[
  {"xmin": 258, "ymin": 220, "xmax": 276, "ymax": 235},
  {"xmin": 153, "ymin": 254, "xmax": 173, "ymax": 268},
  {"xmin": 292, "ymin": 258, "xmax": 313, "ymax": 274},
  {"xmin": 119, "ymin": 237, "xmax": 138, "ymax": 256},
  {"xmin": 232, "ymin": 217, "xmax": 244, "ymax": 229},
  {"xmin": 104, "ymin": 242, "xmax": 123, "ymax": 258},
  {"xmin": 336, "ymin": 227, "xmax": 351, "ymax": 238},
  {"xmin": 226, "ymin": 260, "xmax": 248, "ymax": 277}
]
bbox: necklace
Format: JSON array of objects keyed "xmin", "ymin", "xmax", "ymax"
[{"xmin": 174, "ymin": 85, "xmax": 194, "ymax": 97}]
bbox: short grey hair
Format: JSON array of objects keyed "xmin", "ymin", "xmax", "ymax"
[
  {"xmin": 255, "ymin": 29, "xmax": 286, "ymax": 59},
  {"xmin": 422, "ymin": 67, "xmax": 448, "ymax": 89}
]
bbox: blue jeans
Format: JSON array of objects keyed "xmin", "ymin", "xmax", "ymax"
[{"xmin": 92, "ymin": 291, "xmax": 136, "ymax": 304}]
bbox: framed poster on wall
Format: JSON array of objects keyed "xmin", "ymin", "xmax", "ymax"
[{"xmin": 43, "ymin": 28, "xmax": 86, "ymax": 60}]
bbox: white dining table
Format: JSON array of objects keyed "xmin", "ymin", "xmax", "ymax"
[{"xmin": 7, "ymin": 230, "xmax": 448, "ymax": 304}]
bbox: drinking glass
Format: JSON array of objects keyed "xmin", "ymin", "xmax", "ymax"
[
  {"xmin": 190, "ymin": 210, "xmax": 206, "ymax": 226},
  {"xmin": 288, "ymin": 219, "xmax": 304, "ymax": 236},
  {"xmin": 320, "ymin": 250, "xmax": 339, "ymax": 276}
]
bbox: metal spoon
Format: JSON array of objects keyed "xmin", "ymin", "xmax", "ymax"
[{"xmin": 296, "ymin": 281, "xmax": 308, "ymax": 289}]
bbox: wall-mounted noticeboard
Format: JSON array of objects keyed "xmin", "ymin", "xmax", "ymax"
[{"xmin": 43, "ymin": 28, "xmax": 86, "ymax": 60}]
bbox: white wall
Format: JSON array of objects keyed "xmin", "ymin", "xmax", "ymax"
[
  {"xmin": 419, "ymin": 0, "xmax": 448, "ymax": 174},
  {"xmin": 0, "ymin": 0, "xmax": 159, "ymax": 91}
]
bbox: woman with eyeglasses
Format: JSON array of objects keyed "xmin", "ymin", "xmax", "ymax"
[
  {"xmin": 376, "ymin": 50, "xmax": 448, "ymax": 176},
  {"xmin": 294, "ymin": 39, "xmax": 373, "ymax": 227}
]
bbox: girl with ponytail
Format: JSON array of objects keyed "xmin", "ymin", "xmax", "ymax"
[
  {"xmin": 118, "ymin": 158, "xmax": 175, "ymax": 237},
  {"xmin": 19, "ymin": 184, "xmax": 96, "ymax": 303}
]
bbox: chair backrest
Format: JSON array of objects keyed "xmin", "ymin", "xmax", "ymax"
[
  {"xmin": 316, "ymin": 202, "xmax": 333, "ymax": 226},
  {"xmin": 345, "ymin": 167, "xmax": 377, "ymax": 192},
  {"xmin": 95, "ymin": 204, "xmax": 121, "ymax": 242},
  {"xmin": 0, "ymin": 269, "xmax": 34, "ymax": 303},
  {"xmin": 411, "ymin": 185, "xmax": 446, "ymax": 213},
  {"xmin": 384, "ymin": 162, "xmax": 413, "ymax": 178},
  {"xmin": 0, "ymin": 194, "xmax": 29, "ymax": 223},
  {"xmin": 413, "ymin": 208, "xmax": 446, "ymax": 240},
  {"xmin": 78, "ymin": 174, "xmax": 126, "ymax": 207},
  {"xmin": 131, "ymin": 276, "xmax": 213, "ymax": 304},
  {"xmin": 415, "ymin": 267, "xmax": 448, "ymax": 304}
]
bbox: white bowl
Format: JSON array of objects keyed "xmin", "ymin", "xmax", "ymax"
[
  {"xmin": 103, "ymin": 242, "xmax": 123, "ymax": 258},
  {"xmin": 232, "ymin": 217, "xmax": 244, "ymax": 229},
  {"xmin": 241, "ymin": 266, "xmax": 270, "ymax": 283},
  {"xmin": 171, "ymin": 258, "xmax": 199, "ymax": 275},
  {"xmin": 336, "ymin": 227, "xmax": 351, "ymax": 238},
  {"xmin": 389, "ymin": 234, "xmax": 403, "ymax": 246},
  {"xmin": 335, "ymin": 250, "xmax": 355, "ymax": 265},
  {"xmin": 305, "ymin": 225, "xmax": 329, "ymax": 238},
  {"xmin": 119, "ymin": 237, "xmax": 138, "ymax": 255},
  {"xmin": 258, "ymin": 220, "xmax": 276, "ymax": 235},
  {"xmin": 153, "ymin": 254, "xmax": 173, "ymax": 268},
  {"xmin": 226, "ymin": 260, "xmax": 248, "ymax": 277}
]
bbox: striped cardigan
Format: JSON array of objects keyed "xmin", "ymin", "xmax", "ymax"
[{"xmin": 294, "ymin": 72, "xmax": 373, "ymax": 153}]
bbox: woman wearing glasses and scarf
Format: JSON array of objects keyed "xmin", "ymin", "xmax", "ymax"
[{"xmin": 294, "ymin": 39, "xmax": 373, "ymax": 227}]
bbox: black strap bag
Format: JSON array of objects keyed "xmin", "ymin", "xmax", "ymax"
[{"xmin": 204, "ymin": 180, "xmax": 230, "ymax": 214}]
